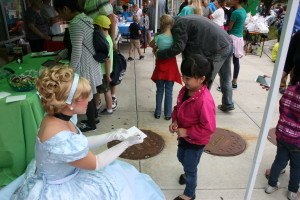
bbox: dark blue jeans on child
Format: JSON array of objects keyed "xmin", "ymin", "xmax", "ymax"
[
  {"xmin": 268, "ymin": 139, "xmax": 300, "ymax": 193},
  {"xmin": 177, "ymin": 138, "xmax": 205, "ymax": 197},
  {"xmin": 155, "ymin": 80, "xmax": 174, "ymax": 118}
]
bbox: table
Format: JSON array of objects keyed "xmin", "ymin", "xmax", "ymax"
[
  {"xmin": 118, "ymin": 22, "xmax": 132, "ymax": 40},
  {"xmin": 244, "ymin": 31, "xmax": 268, "ymax": 58},
  {"xmin": 0, "ymin": 54, "xmax": 61, "ymax": 186}
]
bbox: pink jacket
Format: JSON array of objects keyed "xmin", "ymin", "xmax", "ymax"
[{"xmin": 172, "ymin": 85, "xmax": 216, "ymax": 145}]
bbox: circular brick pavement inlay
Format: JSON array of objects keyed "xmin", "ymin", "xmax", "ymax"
[
  {"xmin": 204, "ymin": 128, "xmax": 246, "ymax": 156},
  {"xmin": 268, "ymin": 128, "xmax": 277, "ymax": 146},
  {"xmin": 107, "ymin": 129, "xmax": 165, "ymax": 160}
]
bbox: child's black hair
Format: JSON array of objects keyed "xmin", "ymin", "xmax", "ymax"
[
  {"xmin": 238, "ymin": 0, "xmax": 248, "ymax": 5},
  {"xmin": 122, "ymin": 5, "xmax": 129, "ymax": 11},
  {"xmin": 53, "ymin": 0, "xmax": 80, "ymax": 12},
  {"xmin": 181, "ymin": 54, "xmax": 214, "ymax": 86}
]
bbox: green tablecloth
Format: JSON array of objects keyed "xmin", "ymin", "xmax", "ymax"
[{"xmin": 0, "ymin": 54, "xmax": 66, "ymax": 186}]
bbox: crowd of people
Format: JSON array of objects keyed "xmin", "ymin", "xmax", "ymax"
[{"xmin": 1, "ymin": 0, "xmax": 299, "ymax": 200}]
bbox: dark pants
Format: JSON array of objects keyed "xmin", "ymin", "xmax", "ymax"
[
  {"xmin": 86, "ymin": 98, "xmax": 97, "ymax": 128},
  {"xmin": 268, "ymin": 139, "xmax": 300, "ymax": 193},
  {"xmin": 177, "ymin": 144, "xmax": 204, "ymax": 197},
  {"xmin": 155, "ymin": 80, "xmax": 174, "ymax": 118},
  {"xmin": 232, "ymin": 53, "xmax": 240, "ymax": 79},
  {"xmin": 28, "ymin": 39, "xmax": 45, "ymax": 52}
]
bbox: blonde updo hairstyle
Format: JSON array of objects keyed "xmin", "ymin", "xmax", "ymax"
[
  {"xmin": 160, "ymin": 14, "xmax": 174, "ymax": 33},
  {"xmin": 36, "ymin": 65, "xmax": 91, "ymax": 115}
]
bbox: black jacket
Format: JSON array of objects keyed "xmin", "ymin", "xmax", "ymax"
[{"xmin": 157, "ymin": 15, "xmax": 232, "ymax": 60}]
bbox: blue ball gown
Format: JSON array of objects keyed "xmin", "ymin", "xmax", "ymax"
[{"xmin": 0, "ymin": 127, "xmax": 165, "ymax": 200}]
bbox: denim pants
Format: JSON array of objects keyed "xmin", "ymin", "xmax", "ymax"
[
  {"xmin": 155, "ymin": 80, "xmax": 174, "ymax": 117},
  {"xmin": 233, "ymin": 53, "xmax": 240, "ymax": 79},
  {"xmin": 268, "ymin": 139, "xmax": 300, "ymax": 193},
  {"xmin": 177, "ymin": 145, "xmax": 204, "ymax": 197},
  {"xmin": 206, "ymin": 43, "xmax": 234, "ymax": 109}
]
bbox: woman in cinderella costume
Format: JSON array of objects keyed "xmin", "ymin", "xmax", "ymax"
[{"xmin": 0, "ymin": 65, "xmax": 165, "ymax": 200}]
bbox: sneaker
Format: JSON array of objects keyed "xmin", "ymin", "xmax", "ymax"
[
  {"xmin": 287, "ymin": 190, "xmax": 298, "ymax": 200},
  {"xmin": 154, "ymin": 113, "xmax": 160, "ymax": 119},
  {"xmin": 265, "ymin": 183, "xmax": 280, "ymax": 194},
  {"xmin": 128, "ymin": 57, "xmax": 134, "ymax": 61},
  {"xmin": 99, "ymin": 109, "xmax": 113, "ymax": 116},
  {"xmin": 216, "ymin": 86, "xmax": 222, "ymax": 92},
  {"xmin": 80, "ymin": 119, "xmax": 100, "ymax": 125},
  {"xmin": 112, "ymin": 97, "xmax": 118, "ymax": 111},
  {"xmin": 279, "ymin": 88, "xmax": 286, "ymax": 94},
  {"xmin": 80, "ymin": 124, "xmax": 96, "ymax": 133},
  {"xmin": 165, "ymin": 116, "xmax": 171, "ymax": 120},
  {"xmin": 179, "ymin": 174, "xmax": 186, "ymax": 185},
  {"xmin": 217, "ymin": 104, "xmax": 235, "ymax": 112},
  {"xmin": 232, "ymin": 82, "xmax": 238, "ymax": 89},
  {"xmin": 139, "ymin": 55, "xmax": 144, "ymax": 60}
]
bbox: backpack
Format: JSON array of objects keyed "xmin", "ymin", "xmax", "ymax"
[
  {"xmin": 80, "ymin": 19, "xmax": 110, "ymax": 63},
  {"xmin": 110, "ymin": 50, "xmax": 127, "ymax": 86}
]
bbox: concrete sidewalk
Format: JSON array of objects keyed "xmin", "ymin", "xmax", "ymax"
[{"xmin": 86, "ymin": 42, "xmax": 293, "ymax": 200}]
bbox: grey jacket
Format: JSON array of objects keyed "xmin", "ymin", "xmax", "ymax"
[{"xmin": 157, "ymin": 15, "xmax": 232, "ymax": 59}]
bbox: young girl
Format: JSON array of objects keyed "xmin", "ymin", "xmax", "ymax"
[
  {"xmin": 178, "ymin": 0, "xmax": 203, "ymax": 16},
  {"xmin": 211, "ymin": 0, "xmax": 225, "ymax": 29},
  {"xmin": 150, "ymin": 14, "xmax": 182, "ymax": 120},
  {"xmin": 264, "ymin": 30, "xmax": 300, "ymax": 200},
  {"xmin": 228, "ymin": 0, "xmax": 247, "ymax": 88},
  {"xmin": 169, "ymin": 55, "xmax": 216, "ymax": 200}
]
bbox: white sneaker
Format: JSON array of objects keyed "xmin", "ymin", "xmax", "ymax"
[
  {"xmin": 265, "ymin": 183, "xmax": 280, "ymax": 194},
  {"xmin": 287, "ymin": 191, "xmax": 298, "ymax": 200}
]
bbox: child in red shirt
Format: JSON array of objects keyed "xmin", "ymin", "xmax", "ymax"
[{"xmin": 169, "ymin": 54, "xmax": 216, "ymax": 200}]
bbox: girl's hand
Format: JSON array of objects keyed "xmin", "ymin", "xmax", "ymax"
[
  {"xmin": 176, "ymin": 128, "xmax": 188, "ymax": 137},
  {"xmin": 169, "ymin": 120, "xmax": 178, "ymax": 133}
]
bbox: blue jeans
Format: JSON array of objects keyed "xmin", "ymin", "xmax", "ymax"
[
  {"xmin": 268, "ymin": 139, "xmax": 300, "ymax": 193},
  {"xmin": 155, "ymin": 80, "xmax": 174, "ymax": 117},
  {"xmin": 206, "ymin": 43, "xmax": 234, "ymax": 110},
  {"xmin": 177, "ymin": 145, "xmax": 204, "ymax": 197},
  {"xmin": 233, "ymin": 54, "xmax": 240, "ymax": 79}
]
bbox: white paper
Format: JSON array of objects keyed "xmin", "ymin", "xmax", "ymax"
[
  {"xmin": 6, "ymin": 95, "xmax": 26, "ymax": 103},
  {"xmin": 0, "ymin": 92, "xmax": 11, "ymax": 99},
  {"xmin": 120, "ymin": 126, "xmax": 148, "ymax": 140}
]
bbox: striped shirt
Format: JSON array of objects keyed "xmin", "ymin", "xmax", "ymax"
[
  {"xmin": 276, "ymin": 82, "xmax": 300, "ymax": 147},
  {"xmin": 59, "ymin": 13, "xmax": 102, "ymax": 94}
]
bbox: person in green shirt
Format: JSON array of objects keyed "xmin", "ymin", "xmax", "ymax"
[
  {"xmin": 228, "ymin": 0, "xmax": 247, "ymax": 89},
  {"xmin": 94, "ymin": 15, "xmax": 114, "ymax": 116}
]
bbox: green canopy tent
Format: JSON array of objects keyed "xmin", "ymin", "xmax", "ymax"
[{"xmin": 243, "ymin": 0, "xmax": 260, "ymax": 16}]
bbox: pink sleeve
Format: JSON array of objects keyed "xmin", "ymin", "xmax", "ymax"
[{"xmin": 187, "ymin": 98, "xmax": 216, "ymax": 140}]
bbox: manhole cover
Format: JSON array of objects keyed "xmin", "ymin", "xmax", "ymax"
[
  {"xmin": 107, "ymin": 129, "xmax": 165, "ymax": 160},
  {"xmin": 204, "ymin": 128, "xmax": 246, "ymax": 156},
  {"xmin": 268, "ymin": 128, "xmax": 277, "ymax": 146}
]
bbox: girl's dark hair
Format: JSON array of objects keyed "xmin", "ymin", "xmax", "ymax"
[
  {"xmin": 53, "ymin": 0, "xmax": 80, "ymax": 12},
  {"xmin": 218, "ymin": 0, "xmax": 225, "ymax": 7},
  {"xmin": 239, "ymin": 0, "xmax": 248, "ymax": 5},
  {"xmin": 181, "ymin": 54, "xmax": 214, "ymax": 86},
  {"xmin": 123, "ymin": 5, "xmax": 128, "ymax": 11}
]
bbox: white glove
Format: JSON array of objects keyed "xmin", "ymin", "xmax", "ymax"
[
  {"xmin": 87, "ymin": 128, "xmax": 128, "ymax": 149},
  {"xmin": 95, "ymin": 134, "xmax": 144, "ymax": 170}
]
